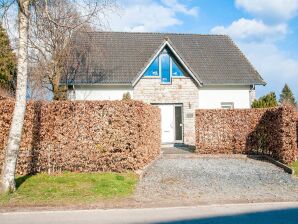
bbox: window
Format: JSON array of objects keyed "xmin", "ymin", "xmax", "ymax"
[
  {"xmin": 161, "ymin": 52, "xmax": 171, "ymax": 83},
  {"xmin": 143, "ymin": 48, "xmax": 185, "ymax": 83},
  {"xmin": 144, "ymin": 57, "xmax": 159, "ymax": 77},
  {"xmin": 221, "ymin": 102, "xmax": 234, "ymax": 109},
  {"xmin": 172, "ymin": 59, "xmax": 184, "ymax": 77}
]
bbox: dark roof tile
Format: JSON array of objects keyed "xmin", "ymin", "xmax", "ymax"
[{"xmin": 65, "ymin": 32, "xmax": 265, "ymax": 86}]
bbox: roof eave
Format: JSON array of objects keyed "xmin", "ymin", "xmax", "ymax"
[
  {"xmin": 202, "ymin": 81, "xmax": 267, "ymax": 86},
  {"xmin": 61, "ymin": 82, "xmax": 132, "ymax": 87}
]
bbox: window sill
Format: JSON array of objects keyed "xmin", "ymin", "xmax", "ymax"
[
  {"xmin": 172, "ymin": 76, "xmax": 187, "ymax": 79},
  {"xmin": 143, "ymin": 76, "xmax": 186, "ymax": 79},
  {"xmin": 143, "ymin": 76, "xmax": 160, "ymax": 79}
]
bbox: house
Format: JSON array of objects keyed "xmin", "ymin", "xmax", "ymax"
[{"xmin": 65, "ymin": 32, "xmax": 266, "ymax": 147}]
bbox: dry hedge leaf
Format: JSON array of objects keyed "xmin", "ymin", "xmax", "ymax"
[
  {"xmin": 195, "ymin": 106, "xmax": 297, "ymax": 164},
  {"xmin": 0, "ymin": 99, "xmax": 161, "ymax": 175}
]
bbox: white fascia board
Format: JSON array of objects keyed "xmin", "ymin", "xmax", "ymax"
[
  {"xmin": 71, "ymin": 83, "xmax": 132, "ymax": 87},
  {"xmin": 166, "ymin": 42, "xmax": 203, "ymax": 86}
]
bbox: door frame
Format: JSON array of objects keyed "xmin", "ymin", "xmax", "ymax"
[
  {"xmin": 152, "ymin": 103, "xmax": 184, "ymax": 144},
  {"xmin": 174, "ymin": 104, "xmax": 183, "ymax": 144}
]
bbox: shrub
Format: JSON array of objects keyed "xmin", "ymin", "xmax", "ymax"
[
  {"xmin": 122, "ymin": 92, "xmax": 131, "ymax": 100},
  {"xmin": 252, "ymin": 92, "xmax": 278, "ymax": 108}
]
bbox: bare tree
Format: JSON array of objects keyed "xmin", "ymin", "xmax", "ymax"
[
  {"xmin": 28, "ymin": 0, "xmax": 114, "ymax": 100},
  {"xmin": 0, "ymin": 0, "xmax": 116, "ymax": 192}
]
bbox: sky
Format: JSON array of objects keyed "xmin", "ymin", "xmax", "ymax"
[{"xmin": 102, "ymin": 0, "xmax": 298, "ymax": 99}]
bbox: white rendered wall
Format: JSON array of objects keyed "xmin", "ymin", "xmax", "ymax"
[
  {"xmin": 72, "ymin": 85, "xmax": 133, "ymax": 100},
  {"xmin": 198, "ymin": 86, "xmax": 252, "ymax": 109}
]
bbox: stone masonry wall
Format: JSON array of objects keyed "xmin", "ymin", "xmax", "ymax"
[{"xmin": 133, "ymin": 76, "xmax": 199, "ymax": 146}]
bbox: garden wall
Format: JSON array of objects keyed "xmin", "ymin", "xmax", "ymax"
[
  {"xmin": 195, "ymin": 106, "xmax": 297, "ymax": 164},
  {"xmin": 0, "ymin": 99, "xmax": 161, "ymax": 175},
  {"xmin": 296, "ymin": 112, "xmax": 298, "ymax": 151}
]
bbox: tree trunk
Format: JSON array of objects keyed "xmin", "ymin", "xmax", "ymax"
[
  {"xmin": 1, "ymin": 0, "xmax": 30, "ymax": 193},
  {"xmin": 52, "ymin": 81, "xmax": 67, "ymax": 101}
]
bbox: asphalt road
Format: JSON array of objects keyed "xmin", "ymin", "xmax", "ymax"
[{"xmin": 1, "ymin": 202, "xmax": 298, "ymax": 224}]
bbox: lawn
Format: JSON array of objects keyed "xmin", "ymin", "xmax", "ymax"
[
  {"xmin": 291, "ymin": 161, "xmax": 298, "ymax": 177},
  {"xmin": 0, "ymin": 172, "xmax": 138, "ymax": 206}
]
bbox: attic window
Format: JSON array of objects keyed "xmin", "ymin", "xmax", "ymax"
[
  {"xmin": 172, "ymin": 58, "xmax": 184, "ymax": 77},
  {"xmin": 144, "ymin": 58, "xmax": 159, "ymax": 76},
  {"xmin": 144, "ymin": 48, "xmax": 185, "ymax": 83},
  {"xmin": 160, "ymin": 51, "xmax": 171, "ymax": 84}
]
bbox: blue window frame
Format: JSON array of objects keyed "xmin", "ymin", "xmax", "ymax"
[
  {"xmin": 144, "ymin": 57, "xmax": 159, "ymax": 77},
  {"xmin": 161, "ymin": 52, "xmax": 171, "ymax": 84},
  {"xmin": 143, "ymin": 48, "xmax": 185, "ymax": 83}
]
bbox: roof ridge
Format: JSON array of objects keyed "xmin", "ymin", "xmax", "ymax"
[{"xmin": 79, "ymin": 30, "xmax": 229, "ymax": 37}]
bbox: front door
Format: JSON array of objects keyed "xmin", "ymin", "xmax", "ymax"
[{"xmin": 158, "ymin": 104, "xmax": 183, "ymax": 143}]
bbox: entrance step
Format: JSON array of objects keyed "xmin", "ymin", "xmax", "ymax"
[{"xmin": 162, "ymin": 146, "xmax": 195, "ymax": 155}]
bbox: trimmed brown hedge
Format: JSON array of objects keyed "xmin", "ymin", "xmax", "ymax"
[
  {"xmin": 0, "ymin": 99, "xmax": 161, "ymax": 175},
  {"xmin": 195, "ymin": 106, "xmax": 297, "ymax": 164},
  {"xmin": 296, "ymin": 112, "xmax": 298, "ymax": 152}
]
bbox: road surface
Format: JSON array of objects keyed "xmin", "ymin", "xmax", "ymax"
[{"xmin": 1, "ymin": 202, "xmax": 298, "ymax": 224}]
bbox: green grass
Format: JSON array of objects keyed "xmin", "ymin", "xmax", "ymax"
[
  {"xmin": 0, "ymin": 172, "xmax": 138, "ymax": 206},
  {"xmin": 291, "ymin": 161, "xmax": 298, "ymax": 177}
]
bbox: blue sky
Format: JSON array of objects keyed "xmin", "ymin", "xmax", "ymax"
[{"xmin": 104, "ymin": 0, "xmax": 298, "ymax": 99}]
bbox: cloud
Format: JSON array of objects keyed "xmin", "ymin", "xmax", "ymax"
[
  {"xmin": 161, "ymin": 0, "xmax": 198, "ymax": 17},
  {"xmin": 211, "ymin": 18, "xmax": 287, "ymax": 41},
  {"xmin": 103, "ymin": 0, "xmax": 198, "ymax": 32},
  {"xmin": 240, "ymin": 42, "xmax": 298, "ymax": 80},
  {"xmin": 236, "ymin": 0, "xmax": 298, "ymax": 21},
  {"xmin": 210, "ymin": 1, "xmax": 298, "ymax": 98},
  {"xmin": 238, "ymin": 41, "xmax": 298, "ymax": 97}
]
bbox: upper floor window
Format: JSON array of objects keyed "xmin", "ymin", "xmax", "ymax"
[
  {"xmin": 160, "ymin": 52, "xmax": 171, "ymax": 84},
  {"xmin": 221, "ymin": 102, "xmax": 234, "ymax": 109},
  {"xmin": 144, "ymin": 49, "xmax": 184, "ymax": 83},
  {"xmin": 172, "ymin": 58, "xmax": 184, "ymax": 77},
  {"xmin": 144, "ymin": 57, "xmax": 159, "ymax": 77}
]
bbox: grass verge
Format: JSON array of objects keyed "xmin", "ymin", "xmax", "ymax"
[
  {"xmin": 290, "ymin": 161, "xmax": 298, "ymax": 177},
  {"xmin": 0, "ymin": 172, "xmax": 138, "ymax": 207}
]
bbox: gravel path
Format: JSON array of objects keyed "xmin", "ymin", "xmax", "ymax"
[{"xmin": 134, "ymin": 155, "xmax": 298, "ymax": 205}]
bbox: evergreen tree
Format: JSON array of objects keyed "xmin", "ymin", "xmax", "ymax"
[
  {"xmin": 279, "ymin": 84, "xmax": 297, "ymax": 106},
  {"xmin": 252, "ymin": 92, "xmax": 278, "ymax": 108},
  {"xmin": 0, "ymin": 25, "xmax": 16, "ymax": 93}
]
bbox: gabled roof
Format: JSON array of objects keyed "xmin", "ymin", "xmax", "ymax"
[{"xmin": 65, "ymin": 31, "xmax": 266, "ymax": 86}]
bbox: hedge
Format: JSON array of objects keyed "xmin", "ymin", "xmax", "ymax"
[
  {"xmin": 196, "ymin": 106, "xmax": 297, "ymax": 164},
  {"xmin": 0, "ymin": 99, "xmax": 161, "ymax": 175}
]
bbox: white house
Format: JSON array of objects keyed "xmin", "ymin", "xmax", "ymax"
[{"xmin": 64, "ymin": 32, "xmax": 266, "ymax": 147}]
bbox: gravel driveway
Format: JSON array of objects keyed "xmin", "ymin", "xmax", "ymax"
[{"xmin": 134, "ymin": 154, "xmax": 298, "ymax": 206}]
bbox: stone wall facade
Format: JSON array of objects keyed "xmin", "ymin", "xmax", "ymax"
[{"xmin": 133, "ymin": 76, "xmax": 199, "ymax": 146}]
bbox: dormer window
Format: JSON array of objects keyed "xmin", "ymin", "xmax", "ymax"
[{"xmin": 144, "ymin": 48, "xmax": 184, "ymax": 83}]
